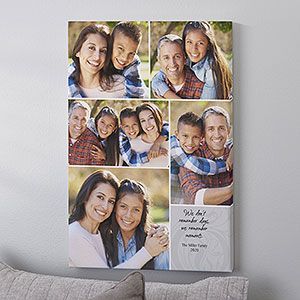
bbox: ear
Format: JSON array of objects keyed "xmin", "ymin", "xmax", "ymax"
[
  {"xmin": 175, "ymin": 130, "xmax": 179, "ymax": 138},
  {"xmin": 75, "ymin": 51, "xmax": 80, "ymax": 58}
]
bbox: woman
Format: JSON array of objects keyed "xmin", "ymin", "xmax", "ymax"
[
  {"xmin": 106, "ymin": 179, "xmax": 169, "ymax": 270},
  {"xmin": 69, "ymin": 170, "xmax": 166, "ymax": 268},
  {"xmin": 68, "ymin": 24, "xmax": 125, "ymax": 98},
  {"xmin": 89, "ymin": 106, "xmax": 120, "ymax": 166},
  {"xmin": 130, "ymin": 102, "xmax": 169, "ymax": 167},
  {"xmin": 152, "ymin": 21, "xmax": 232, "ymax": 100}
]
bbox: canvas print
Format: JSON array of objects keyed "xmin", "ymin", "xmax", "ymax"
[{"xmin": 68, "ymin": 20, "xmax": 233, "ymax": 272}]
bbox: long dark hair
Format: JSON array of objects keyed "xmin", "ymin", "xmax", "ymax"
[
  {"xmin": 94, "ymin": 106, "xmax": 120, "ymax": 166},
  {"xmin": 69, "ymin": 170, "xmax": 120, "ymax": 224},
  {"xmin": 135, "ymin": 102, "xmax": 163, "ymax": 135},
  {"xmin": 71, "ymin": 24, "xmax": 114, "ymax": 91},
  {"xmin": 182, "ymin": 21, "xmax": 232, "ymax": 99},
  {"xmin": 105, "ymin": 179, "xmax": 154, "ymax": 269}
]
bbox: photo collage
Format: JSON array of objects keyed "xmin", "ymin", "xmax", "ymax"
[{"xmin": 68, "ymin": 21, "xmax": 233, "ymax": 272}]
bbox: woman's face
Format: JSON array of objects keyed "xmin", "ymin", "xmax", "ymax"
[
  {"xmin": 138, "ymin": 109, "xmax": 158, "ymax": 136},
  {"xmin": 185, "ymin": 30, "xmax": 209, "ymax": 63},
  {"xmin": 76, "ymin": 33, "xmax": 107, "ymax": 77},
  {"xmin": 116, "ymin": 193, "xmax": 143, "ymax": 236},
  {"xmin": 84, "ymin": 183, "xmax": 116, "ymax": 225},
  {"xmin": 97, "ymin": 114, "xmax": 117, "ymax": 139}
]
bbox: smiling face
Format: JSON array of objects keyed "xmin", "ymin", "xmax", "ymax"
[
  {"xmin": 69, "ymin": 107, "xmax": 89, "ymax": 139},
  {"xmin": 112, "ymin": 31, "xmax": 139, "ymax": 70},
  {"xmin": 176, "ymin": 123, "xmax": 202, "ymax": 154},
  {"xmin": 96, "ymin": 114, "xmax": 117, "ymax": 139},
  {"xmin": 84, "ymin": 183, "xmax": 116, "ymax": 226},
  {"xmin": 115, "ymin": 193, "xmax": 143, "ymax": 237},
  {"xmin": 138, "ymin": 109, "xmax": 158, "ymax": 136},
  {"xmin": 158, "ymin": 42, "xmax": 186, "ymax": 84},
  {"xmin": 76, "ymin": 33, "xmax": 107, "ymax": 77},
  {"xmin": 185, "ymin": 29, "xmax": 209, "ymax": 63},
  {"xmin": 121, "ymin": 116, "xmax": 140, "ymax": 139},
  {"xmin": 204, "ymin": 114, "xmax": 230, "ymax": 157}
]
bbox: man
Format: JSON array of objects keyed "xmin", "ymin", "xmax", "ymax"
[
  {"xmin": 151, "ymin": 34, "xmax": 204, "ymax": 99},
  {"xmin": 68, "ymin": 101, "xmax": 103, "ymax": 165},
  {"xmin": 178, "ymin": 106, "xmax": 233, "ymax": 205}
]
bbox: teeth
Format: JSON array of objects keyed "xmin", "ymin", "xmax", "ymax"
[
  {"xmin": 168, "ymin": 67, "xmax": 177, "ymax": 71},
  {"xmin": 95, "ymin": 209, "xmax": 105, "ymax": 216},
  {"xmin": 122, "ymin": 220, "xmax": 132, "ymax": 225},
  {"xmin": 88, "ymin": 60, "xmax": 100, "ymax": 67},
  {"xmin": 146, "ymin": 126, "xmax": 154, "ymax": 131}
]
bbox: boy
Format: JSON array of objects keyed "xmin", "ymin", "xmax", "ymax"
[
  {"xmin": 108, "ymin": 22, "xmax": 148, "ymax": 98},
  {"xmin": 119, "ymin": 107, "xmax": 168, "ymax": 166},
  {"xmin": 171, "ymin": 112, "xmax": 230, "ymax": 204}
]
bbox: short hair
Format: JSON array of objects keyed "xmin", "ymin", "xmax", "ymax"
[
  {"xmin": 201, "ymin": 106, "xmax": 231, "ymax": 128},
  {"xmin": 68, "ymin": 101, "xmax": 91, "ymax": 119},
  {"xmin": 177, "ymin": 112, "xmax": 203, "ymax": 131},
  {"xmin": 119, "ymin": 107, "xmax": 138, "ymax": 123},
  {"xmin": 112, "ymin": 21, "xmax": 142, "ymax": 45},
  {"xmin": 157, "ymin": 34, "xmax": 183, "ymax": 57}
]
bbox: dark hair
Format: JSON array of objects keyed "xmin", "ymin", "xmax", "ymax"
[
  {"xmin": 71, "ymin": 24, "xmax": 114, "ymax": 91},
  {"xmin": 182, "ymin": 21, "xmax": 232, "ymax": 99},
  {"xmin": 103, "ymin": 22, "xmax": 142, "ymax": 77},
  {"xmin": 69, "ymin": 170, "xmax": 120, "ymax": 224},
  {"xmin": 95, "ymin": 106, "xmax": 120, "ymax": 166},
  {"xmin": 120, "ymin": 107, "xmax": 138, "ymax": 123},
  {"xmin": 177, "ymin": 112, "xmax": 203, "ymax": 132},
  {"xmin": 106, "ymin": 179, "xmax": 154, "ymax": 269},
  {"xmin": 136, "ymin": 102, "xmax": 163, "ymax": 134}
]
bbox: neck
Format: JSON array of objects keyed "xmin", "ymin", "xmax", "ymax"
[
  {"xmin": 79, "ymin": 72, "xmax": 100, "ymax": 89},
  {"xmin": 142, "ymin": 131, "xmax": 159, "ymax": 143},
  {"xmin": 209, "ymin": 147, "xmax": 225, "ymax": 158},
  {"xmin": 120, "ymin": 230, "xmax": 134, "ymax": 249},
  {"xmin": 79, "ymin": 217, "xmax": 99, "ymax": 234}
]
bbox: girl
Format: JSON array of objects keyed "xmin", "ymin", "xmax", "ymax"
[
  {"xmin": 106, "ymin": 179, "xmax": 169, "ymax": 270},
  {"xmin": 68, "ymin": 24, "xmax": 125, "ymax": 98},
  {"xmin": 89, "ymin": 106, "xmax": 120, "ymax": 166},
  {"xmin": 69, "ymin": 170, "xmax": 166, "ymax": 268}
]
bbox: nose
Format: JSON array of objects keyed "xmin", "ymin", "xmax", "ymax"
[
  {"xmin": 125, "ymin": 209, "xmax": 132, "ymax": 219},
  {"xmin": 187, "ymin": 137, "xmax": 193, "ymax": 145},
  {"xmin": 93, "ymin": 51, "xmax": 100, "ymax": 60},
  {"xmin": 171, "ymin": 57, "xmax": 177, "ymax": 66},
  {"xmin": 101, "ymin": 200, "xmax": 108, "ymax": 211}
]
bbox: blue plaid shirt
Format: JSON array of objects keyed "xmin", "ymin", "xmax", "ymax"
[
  {"xmin": 122, "ymin": 55, "xmax": 148, "ymax": 98},
  {"xmin": 68, "ymin": 63, "xmax": 86, "ymax": 98},
  {"xmin": 119, "ymin": 122, "xmax": 169, "ymax": 166},
  {"xmin": 171, "ymin": 135, "xmax": 228, "ymax": 203},
  {"xmin": 117, "ymin": 231, "xmax": 169, "ymax": 270}
]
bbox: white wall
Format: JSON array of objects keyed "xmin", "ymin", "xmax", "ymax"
[{"xmin": 1, "ymin": 1, "xmax": 300, "ymax": 299}]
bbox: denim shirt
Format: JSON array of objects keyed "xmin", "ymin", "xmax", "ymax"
[
  {"xmin": 151, "ymin": 56, "xmax": 217, "ymax": 99},
  {"xmin": 187, "ymin": 56, "xmax": 217, "ymax": 99},
  {"xmin": 117, "ymin": 231, "xmax": 169, "ymax": 270}
]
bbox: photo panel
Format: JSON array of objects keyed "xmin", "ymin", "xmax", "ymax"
[
  {"xmin": 68, "ymin": 21, "xmax": 150, "ymax": 99},
  {"xmin": 69, "ymin": 166, "xmax": 169, "ymax": 270},
  {"xmin": 68, "ymin": 99, "xmax": 169, "ymax": 167},
  {"xmin": 150, "ymin": 21, "xmax": 233, "ymax": 100}
]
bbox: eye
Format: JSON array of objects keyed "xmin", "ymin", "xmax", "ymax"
[
  {"xmin": 134, "ymin": 208, "xmax": 141, "ymax": 213},
  {"xmin": 118, "ymin": 46, "xmax": 124, "ymax": 52},
  {"xmin": 140, "ymin": 119, "xmax": 145, "ymax": 123},
  {"xmin": 186, "ymin": 40, "xmax": 192, "ymax": 45},
  {"xmin": 175, "ymin": 54, "xmax": 182, "ymax": 59},
  {"xmin": 183, "ymin": 134, "xmax": 187, "ymax": 138},
  {"xmin": 97, "ymin": 195, "xmax": 104, "ymax": 201},
  {"xmin": 108, "ymin": 199, "xmax": 115, "ymax": 205},
  {"xmin": 100, "ymin": 49, "xmax": 107, "ymax": 55},
  {"xmin": 88, "ymin": 46, "xmax": 96, "ymax": 51}
]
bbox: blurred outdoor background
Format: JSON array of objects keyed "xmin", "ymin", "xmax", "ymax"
[
  {"xmin": 69, "ymin": 167, "xmax": 169, "ymax": 225},
  {"xmin": 68, "ymin": 21, "xmax": 149, "ymax": 86},
  {"xmin": 170, "ymin": 101, "xmax": 233, "ymax": 136},
  {"xmin": 150, "ymin": 21, "xmax": 232, "ymax": 79},
  {"xmin": 68, "ymin": 99, "xmax": 169, "ymax": 122}
]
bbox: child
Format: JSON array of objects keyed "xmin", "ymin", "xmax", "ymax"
[
  {"xmin": 105, "ymin": 22, "xmax": 148, "ymax": 98},
  {"xmin": 119, "ymin": 107, "xmax": 169, "ymax": 166},
  {"xmin": 171, "ymin": 112, "xmax": 231, "ymax": 204}
]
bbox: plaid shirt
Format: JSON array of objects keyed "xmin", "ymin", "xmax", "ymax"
[
  {"xmin": 68, "ymin": 128, "xmax": 104, "ymax": 165},
  {"xmin": 68, "ymin": 63, "xmax": 86, "ymax": 98},
  {"xmin": 178, "ymin": 142, "xmax": 233, "ymax": 205},
  {"xmin": 171, "ymin": 135, "xmax": 228, "ymax": 204},
  {"xmin": 122, "ymin": 55, "xmax": 148, "ymax": 98},
  {"xmin": 119, "ymin": 122, "xmax": 169, "ymax": 166},
  {"xmin": 166, "ymin": 67, "xmax": 204, "ymax": 99}
]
